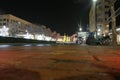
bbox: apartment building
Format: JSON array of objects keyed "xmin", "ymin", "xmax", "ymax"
[{"xmin": 89, "ymin": 0, "xmax": 110, "ymax": 37}]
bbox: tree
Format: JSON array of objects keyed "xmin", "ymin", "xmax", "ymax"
[{"xmin": 110, "ymin": 0, "xmax": 117, "ymax": 46}]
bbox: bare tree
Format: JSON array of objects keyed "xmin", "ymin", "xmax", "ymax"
[{"xmin": 110, "ymin": 0, "xmax": 117, "ymax": 46}]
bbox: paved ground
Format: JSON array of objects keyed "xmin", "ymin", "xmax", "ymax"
[{"xmin": 0, "ymin": 45, "xmax": 120, "ymax": 80}]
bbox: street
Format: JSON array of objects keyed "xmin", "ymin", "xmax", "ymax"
[{"xmin": 0, "ymin": 45, "xmax": 120, "ymax": 80}]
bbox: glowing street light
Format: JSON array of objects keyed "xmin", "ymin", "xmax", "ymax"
[
  {"xmin": 78, "ymin": 21, "xmax": 82, "ymax": 32},
  {"xmin": 79, "ymin": 27, "xmax": 82, "ymax": 31},
  {"xmin": 93, "ymin": 0, "xmax": 97, "ymax": 2},
  {"xmin": 98, "ymin": 29, "xmax": 101, "ymax": 32}
]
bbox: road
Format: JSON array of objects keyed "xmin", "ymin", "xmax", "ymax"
[{"xmin": 0, "ymin": 44, "xmax": 120, "ymax": 80}]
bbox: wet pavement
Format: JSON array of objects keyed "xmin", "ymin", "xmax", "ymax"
[{"xmin": 0, "ymin": 45, "xmax": 120, "ymax": 80}]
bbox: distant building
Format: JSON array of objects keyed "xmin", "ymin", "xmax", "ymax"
[
  {"xmin": 89, "ymin": 0, "xmax": 110, "ymax": 37},
  {"xmin": 0, "ymin": 14, "xmax": 33, "ymax": 36},
  {"xmin": 0, "ymin": 14, "xmax": 54, "ymax": 40},
  {"xmin": 77, "ymin": 32, "xmax": 89, "ymax": 44}
]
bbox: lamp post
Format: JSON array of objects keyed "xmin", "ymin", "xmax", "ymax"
[
  {"xmin": 92, "ymin": 0, "xmax": 97, "ymax": 39},
  {"xmin": 77, "ymin": 23, "xmax": 82, "ymax": 44}
]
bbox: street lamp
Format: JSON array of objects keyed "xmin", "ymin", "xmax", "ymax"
[
  {"xmin": 93, "ymin": 0, "xmax": 97, "ymax": 2},
  {"xmin": 78, "ymin": 21, "xmax": 82, "ymax": 32},
  {"xmin": 79, "ymin": 27, "xmax": 82, "ymax": 32},
  {"xmin": 92, "ymin": 0, "xmax": 97, "ymax": 39}
]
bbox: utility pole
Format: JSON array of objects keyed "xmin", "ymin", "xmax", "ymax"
[{"xmin": 110, "ymin": 0, "xmax": 117, "ymax": 46}]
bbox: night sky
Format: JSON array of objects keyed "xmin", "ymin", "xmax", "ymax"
[{"xmin": 0, "ymin": 0, "xmax": 91, "ymax": 35}]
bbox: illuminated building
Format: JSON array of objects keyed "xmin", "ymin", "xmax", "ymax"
[
  {"xmin": 0, "ymin": 14, "xmax": 56, "ymax": 41},
  {"xmin": 89, "ymin": 0, "xmax": 110, "ymax": 37}
]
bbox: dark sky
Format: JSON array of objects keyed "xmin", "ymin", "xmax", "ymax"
[
  {"xmin": 0, "ymin": 0, "xmax": 90, "ymax": 35},
  {"xmin": 115, "ymin": 0, "xmax": 120, "ymax": 27}
]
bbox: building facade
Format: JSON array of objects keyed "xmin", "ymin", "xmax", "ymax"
[
  {"xmin": 89, "ymin": 0, "xmax": 110, "ymax": 37},
  {"xmin": 0, "ymin": 14, "xmax": 55, "ymax": 40}
]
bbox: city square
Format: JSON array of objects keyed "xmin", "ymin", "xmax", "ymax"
[
  {"xmin": 0, "ymin": 0, "xmax": 120, "ymax": 80},
  {"xmin": 0, "ymin": 45, "xmax": 120, "ymax": 80}
]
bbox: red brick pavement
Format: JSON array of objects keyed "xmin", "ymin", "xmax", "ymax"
[{"xmin": 0, "ymin": 45, "xmax": 120, "ymax": 80}]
